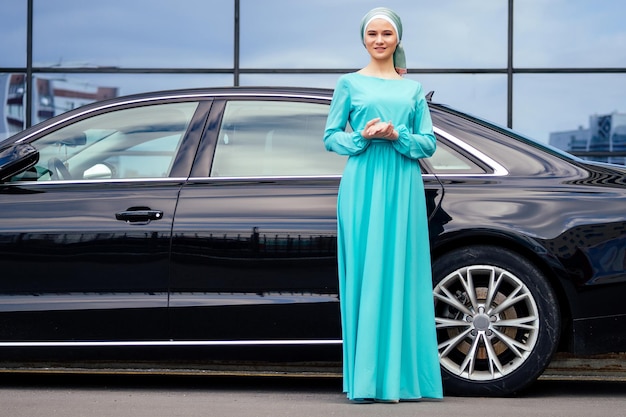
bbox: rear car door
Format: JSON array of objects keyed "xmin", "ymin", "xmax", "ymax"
[
  {"xmin": 169, "ymin": 98, "xmax": 346, "ymax": 359},
  {"xmin": 0, "ymin": 100, "xmax": 206, "ymax": 345}
]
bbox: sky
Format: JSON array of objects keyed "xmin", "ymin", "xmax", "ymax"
[{"xmin": 1, "ymin": 0, "xmax": 625, "ymax": 143}]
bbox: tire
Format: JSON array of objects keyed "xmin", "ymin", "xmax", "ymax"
[{"xmin": 432, "ymin": 245, "xmax": 560, "ymax": 396}]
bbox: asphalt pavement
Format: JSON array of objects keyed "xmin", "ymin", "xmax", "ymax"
[{"xmin": 1, "ymin": 373, "xmax": 626, "ymax": 417}]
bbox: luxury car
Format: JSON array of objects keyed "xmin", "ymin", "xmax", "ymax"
[{"xmin": 0, "ymin": 87, "xmax": 625, "ymax": 396}]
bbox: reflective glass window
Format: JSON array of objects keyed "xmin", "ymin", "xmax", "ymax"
[
  {"xmin": 12, "ymin": 102, "xmax": 199, "ymax": 182},
  {"xmin": 212, "ymin": 100, "xmax": 346, "ymax": 177},
  {"xmin": 240, "ymin": 0, "xmax": 507, "ymax": 69},
  {"xmin": 239, "ymin": 74, "xmax": 341, "ymax": 89},
  {"xmin": 25, "ymin": 73, "xmax": 231, "ymax": 126},
  {"xmin": 0, "ymin": 1, "xmax": 27, "ymax": 67},
  {"xmin": 32, "ymin": 0, "xmax": 233, "ymax": 68},
  {"xmin": 0, "ymin": 73, "xmax": 27, "ymax": 140},
  {"xmin": 413, "ymin": 74, "xmax": 508, "ymax": 127},
  {"xmin": 407, "ymin": 0, "xmax": 508, "ymax": 68},
  {"xmin": 513, "ymin": 74, "xmax": 626, "ymax": 148},
  {"xmin": 515, "ymin": 1, "xmax": 626, "ymax": 67},
  {"xmin": 422, "ymin": 138, "xmax": 487, "ymax": 175}
]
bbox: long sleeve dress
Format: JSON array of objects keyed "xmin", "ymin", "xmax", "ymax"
[{"xmin": 323, "ymin": 72, "xmax": 443, "ymax": 402}]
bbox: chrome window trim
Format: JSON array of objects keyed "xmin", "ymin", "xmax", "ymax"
[
  {"xmin": 4, "ymin": 177, "xmax": 189, "ymax": 186},
  {"xmin": 188, "ymin": 175, "xmax": 342, "ymax": 182},
  {"xmin": 433, "ymin": 126, "xmax": 508, "ymax": 176},
  {"xmin": 0, "ymin": 340, "xmax": 342, "ymax": 348}
]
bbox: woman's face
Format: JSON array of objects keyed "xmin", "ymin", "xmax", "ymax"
[{"xmin": 364, "ymin": 18, "xmax": 398, "ymax": 61}]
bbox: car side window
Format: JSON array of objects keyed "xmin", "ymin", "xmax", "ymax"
[
  {"xmin": 211, "ymin": 100, "xmax": 346, "ymax": 177},
  {"xmin": 423, "ymin": 137, "xmax": 488, "ymax": 175},
  {"xmin": 12, "ymin": 102, "xmax": 199, "ymax": 182}
]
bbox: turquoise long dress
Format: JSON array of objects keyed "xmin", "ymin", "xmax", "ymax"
[{"xmin": 324, "ymin": 72, "xmax": 443, "ymax": 401}]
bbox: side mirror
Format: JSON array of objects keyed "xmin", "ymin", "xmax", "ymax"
[{"xmin": 0, "ymin": 143, "xmax": 40, "ymax": 182}]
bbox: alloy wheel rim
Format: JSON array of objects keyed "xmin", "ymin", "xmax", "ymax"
[{"xmin": 434, "ymin": 265, "xmax": 540, "ymax": 381}]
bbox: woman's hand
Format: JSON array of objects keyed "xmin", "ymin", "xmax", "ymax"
[{"xmin": 362, "ymin": 118, "xmax": 399, "ymax": 140}]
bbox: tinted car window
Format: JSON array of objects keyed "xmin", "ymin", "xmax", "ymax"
[
  {"xmin": 425, "ymin": 138, "xmax": 488, "ymax": 175},
  {"xmin": 11, "ymin": 102, "xmax": 198, "ymax": 182},
  {"xmin": 211, "ymin": 100, "xmax": 346, "ymax": 177}
]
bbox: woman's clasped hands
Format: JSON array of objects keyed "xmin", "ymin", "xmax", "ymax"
[{"xmin": 362, "ymin": 117, "xmax": 399, "ymax": 141}]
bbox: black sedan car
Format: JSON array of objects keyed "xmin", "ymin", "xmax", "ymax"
[{"xmin": 0, "ymin": 87, "xmax": 625, "ymax": 396}]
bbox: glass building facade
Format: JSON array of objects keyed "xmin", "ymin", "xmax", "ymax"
[{"xmin": 1, "ymin": 0, "xmax": 625, "ymax": 162}]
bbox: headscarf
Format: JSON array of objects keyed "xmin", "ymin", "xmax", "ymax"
[{"xmin": 360, "ymin": 7, "xmax": 407, "ymax": 75}]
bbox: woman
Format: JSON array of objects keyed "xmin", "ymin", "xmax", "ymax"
[{"xmin": 323, "ymin": 7, "xmax": 443, "ymax": 403}]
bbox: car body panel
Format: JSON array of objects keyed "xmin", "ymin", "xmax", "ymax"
[
  {"xmin": 0, "ymin": 180, "xmax": 180, "ymax": 341},
  {"xmin": 170, "ymin": 177, "xmax": 341, "ymax": 341}
]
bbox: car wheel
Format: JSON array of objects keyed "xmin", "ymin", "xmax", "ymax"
[{"xmin": 432, "ymin": 245, "xmax": 560, "ymax": 396}]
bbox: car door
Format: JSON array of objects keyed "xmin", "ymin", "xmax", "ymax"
[
  {"xmin": 0, "ymin": 100, "xmax": 206, "ymax": 344},
  {"xmin": 169, "ymin": 98, "xmax": 346, "ymax": 354}
]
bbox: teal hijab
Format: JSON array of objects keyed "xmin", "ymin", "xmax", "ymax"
[{"xmin": 360, "ymin": 7, "xmax": 407, "ymax": 75}]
